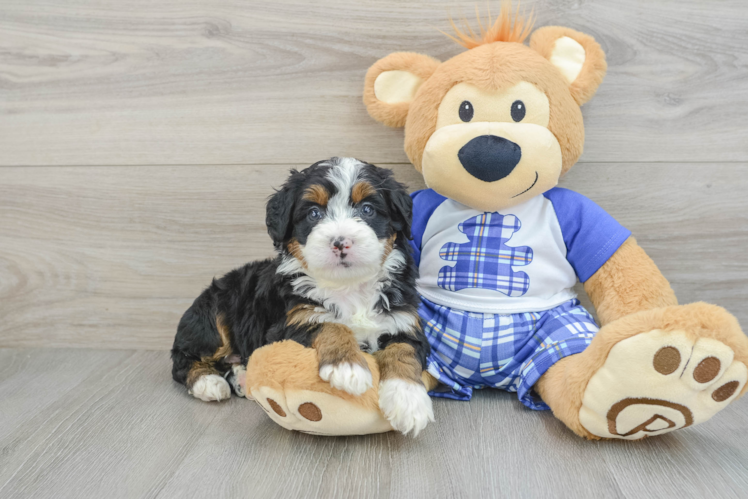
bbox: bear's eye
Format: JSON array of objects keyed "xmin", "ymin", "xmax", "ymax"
[
  {"xmin": 511, "ymin": 100, "xmax": 526, "ymax": 122},
  {"xmin": 459, "ymin": 101, "xmax": 474, "ymax": 122}
]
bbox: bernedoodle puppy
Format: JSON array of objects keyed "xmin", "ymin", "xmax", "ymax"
[{"xmin": 171, "ymin": 157, "xmax": 434, "ymax": 434}]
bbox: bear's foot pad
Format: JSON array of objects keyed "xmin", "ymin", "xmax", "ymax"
[
  {"xmin": 251, "ymin": 385, "xmax": 392, "ymax": 436},
  {"xmin": 580, "ymin": 329, "xmax": 747, "ymax": 440}
]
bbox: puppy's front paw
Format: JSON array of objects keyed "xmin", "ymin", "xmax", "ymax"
[
  {"xmin": 189, "ymin": 374, "xmax": 231, "ymax": 402},
  {"xmin": 379, "ymin": 379, "xmax": 434, "ymax": 436},
  {"xmin": 319, "ymin": 361, "xmax": 373, "ymax": 396}
]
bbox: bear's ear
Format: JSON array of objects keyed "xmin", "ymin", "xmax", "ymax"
[
  {"xmin": 364, "ymin": 52, "xmax": 441, "ymax": 128},
  {"xmin": 530, "ymin": 26, "xmax": 607, "ymax": 105}
]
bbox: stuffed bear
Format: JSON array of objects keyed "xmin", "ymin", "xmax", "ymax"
[{"xmin": 247, "ymin": 4, "xmax": 748, "ymax": 439}]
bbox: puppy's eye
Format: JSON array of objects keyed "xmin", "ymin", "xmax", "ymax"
[
  {"xmin": 307, "ymin": 207, "xmax": 323, "ymax": 221},
  {"xmin": 459, "ymin": 101, "xmax": 474, "ymax": 122},
  {"xmin": 511, "ymin": 100, "xmax": 526, "ymax": 122},
  {"xmin": 360, "ymin": 203, "xmax": 375, "ymax": 218}
]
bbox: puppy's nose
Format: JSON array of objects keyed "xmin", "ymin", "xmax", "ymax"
[
  {"xmin": 332, "ymin": 237, "xmax": 352, "ymax": 252},
  {"xmin": 458, "ymin": 135, "xmax": 522, "ymax": 183}
]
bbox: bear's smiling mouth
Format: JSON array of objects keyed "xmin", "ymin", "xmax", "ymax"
[{"xmin": 512, "ymin": 171, "xmax": 538, "ymax": 198}]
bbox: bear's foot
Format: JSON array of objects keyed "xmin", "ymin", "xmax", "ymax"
[
  {"xmin": 252, "ymin": 384, "xmax": 392, "ymax": 436},
  {"xmin": 246, "ymin": 340, "xmax": 393, "ymax": 436},
  {"xmin": 580, "ymin": 328, "xmax": 747, "ymax": 439},
  {"xmin": 537, "ymin": 303, "xmax": 748, "ymax": 440}
]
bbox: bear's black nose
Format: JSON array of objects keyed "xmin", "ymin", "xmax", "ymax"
[{"xmin": 458, "ymin": 135, "xmax": 522, "ymax": 183}]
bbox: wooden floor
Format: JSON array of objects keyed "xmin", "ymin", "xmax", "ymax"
[
  {"xmin": 1, "ymin": 0, "xmax": 748, "ymax": 498},
  {"xmin": 1, "ymin": 348, "xmax": 747, "ymax": 498}
]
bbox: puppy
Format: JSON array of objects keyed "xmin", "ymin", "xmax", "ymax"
[{"xmin": 171, "ymin": 157, "xmax": 434, "ymax": 435}]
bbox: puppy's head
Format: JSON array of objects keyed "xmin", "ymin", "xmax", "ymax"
[{"xmin": 266, "ymin": 157, "xmax": 411, "ymax": 284}]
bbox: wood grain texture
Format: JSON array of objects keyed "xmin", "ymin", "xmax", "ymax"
[
  {"xmin": 1, "ymin": 163, "xmax": 746, "ymax": 350},
  {"xmin": 0, "ymin": 348, "xmax": 747, "ymax": 498},
  {"xmin": 1, "ymin": 0, "xmax": 747, "ymax": 166},
  {"xmin": 1, "ymin": 1, "xmax": 747, "ymax": 497},
  {"xmin": 0, "ymin": 348, "xmax": 132, "ymax": 442}
]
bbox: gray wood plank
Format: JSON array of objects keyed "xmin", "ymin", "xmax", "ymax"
[
  {"xmin": 0, "ymin": 348, "xmax": 133, "ymax": 442},
  {"xmin": 0, "ymin": 0, "xmax": 747, "ymax": 166},
  {"xmin": 0, "ymin": 350, "xmax": 229, "ymax": 498},
  {"xmin": 1, "ymin": 163, "xmax": 746, "ymax": 350},
  {"xmin": 157, "ymin": 389, "xmax": 623, "ymax": 499},
  {"xmin": 604, "ymin": 410, "xmax": 748, "ymax": 498}
]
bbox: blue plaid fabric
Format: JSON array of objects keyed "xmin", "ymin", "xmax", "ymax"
[
  {"xmin": 421, "ymin": 297, "xmax": 598, "ymax": 410},
  {"xmin": 437, "ymin": 213, "xmax": 533, "ymax": 296}
]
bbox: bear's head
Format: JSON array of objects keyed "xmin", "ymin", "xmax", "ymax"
[{"xmin": 363, "ymin": 5, "xmax": 607, "ymax": 212}]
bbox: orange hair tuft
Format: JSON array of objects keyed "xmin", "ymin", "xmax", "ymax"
[{"xmin": 443, "ymin": 1, "xmax": 535, "ymax": 49}]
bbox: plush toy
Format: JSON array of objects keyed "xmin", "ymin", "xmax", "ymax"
[{"xmin": 247, "ymin": 3, "xmax": 748, "ymax": 439}]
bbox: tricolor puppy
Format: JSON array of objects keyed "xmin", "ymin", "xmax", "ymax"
[{"xmin": 171, "ymin": 157, "xmax": 434, "ymax": 435}]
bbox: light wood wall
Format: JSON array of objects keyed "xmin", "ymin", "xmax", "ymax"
[{"xmin": 1, "ymin": 0, "xmax": 746, "ymax": 349}]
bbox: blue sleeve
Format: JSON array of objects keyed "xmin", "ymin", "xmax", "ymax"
[
  {"xmin": 410, "ymin": 189, "xmax": 447, "ymax": 267},
  {"xmin": 543, "ymin": 187, "xmax": 631, "ymax": 283}
]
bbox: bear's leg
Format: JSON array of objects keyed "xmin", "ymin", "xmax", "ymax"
[
  {"xmin": 246, "ymin": 340, "xmax": 393, "ymax": 436},
  {"xmin": 536, "ymin": 303, "xmax": 748, "ymax": 440}
]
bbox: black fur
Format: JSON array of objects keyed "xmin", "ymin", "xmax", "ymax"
[{"xmin": 171, "ymin": 158, "xmax": 428, "ymax": 393}]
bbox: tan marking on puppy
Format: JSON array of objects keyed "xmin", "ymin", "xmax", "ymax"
[
  {"xmin": 313, "ymin": 323, "xmax": 368, "ymax": 370},
  {"xmin": 287, "ymin": 238, "xmax": 308, "ymax": 269},
  {"xmin": 381, "ymin": 233, "xmax": 397, "ymax": 264},
  {"xmin": 185, "ymin": 314, "xmax": 234, "ymax": 388},
  {"xmin": 286, "ymin": 304, "xmax": 318, "ymax": 326},
  {"xmin": 375, "ymin": 343, "xmax": 423, "ymax": 384},
  {"xmin": 422, "ymin": 370, "xmax": 440, "ymax": 391},
  {"xmin": 351, "ymin": 181, "xmax": 376, "ymax": 204},
  {"xmin": 214, "ymin": 314, "xmax": 233, "ymax": 359},
  {"xmin": 186, "ymin": 361, "xmax": 219, "ymax": 388},
  {"xmin": 303, "ymin": 184, "xmax": 329, "ymax": 206}
]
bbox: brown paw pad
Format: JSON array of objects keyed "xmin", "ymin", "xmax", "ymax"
[
  {"xmin": 712, "ymin": 381, "xmax": 739, "ymax": 402},
  {"xmin": 581, "ymin": 330, "xmax": 748, "ymax": 440},
  {"xmin": 267, "ymin": 398, "xmax": 286, "ymax": 417},
  {"xmin": 607, "ymin": 397, "xmax": 693, "ymax": 437},
  {"xmin": 298, "ymin": 402, "xmax": 322, "ymax": 422},
  {"xmin": 693, "ymin": 357, "xmax": 720, "ymax": 383},
  {"xmin": 652, "ymin": 346, "xmax": 733, "ymax": 388},
  {"xmin": 653, "ymin": 346, "xmax": 681, "ymax": 375}
]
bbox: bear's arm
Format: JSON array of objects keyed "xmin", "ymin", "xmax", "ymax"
[{"xmin": 583, "ymin": 236, "xmax": 677, "ymax": 326}]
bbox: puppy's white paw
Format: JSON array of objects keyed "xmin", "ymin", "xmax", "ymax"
[
  {"xmin": 319, "ymin": 362, "xmax": 373, "ymax": 396},
  {"xmin": 379, "ymin": 379, "xmax": 434, "ymax": 436},
  {"xmin": 189, "ymin": 374, "xmax": 231, "ymax": 402}
]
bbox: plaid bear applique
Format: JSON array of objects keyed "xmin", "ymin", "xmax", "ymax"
[{"xmin": 437, "ymin": 213, "xmax": 533, "ymax": 296}]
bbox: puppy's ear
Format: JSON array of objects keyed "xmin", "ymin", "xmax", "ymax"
[
  {"xmin": 378, "ymin": 171, "xmax": 412, "ymax": 239},
  {"xmin": 364, "ymin": 52, "xmax": 441, "ymax": 128},
  {"xmin": 266, "ymin": 172, "xmax": 300, "ymax": 248},
  {"xmin": 530, "ymin": 26, "xmax": 607, "ymax": 105}
]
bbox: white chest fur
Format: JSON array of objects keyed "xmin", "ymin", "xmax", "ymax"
[
  {"xmin": 278, "ymin": 249, "xmax": 417, "ymax": 353},
  {"xmin": 296, "ymin": 279, "xmax": 416, "ymax": 353}
]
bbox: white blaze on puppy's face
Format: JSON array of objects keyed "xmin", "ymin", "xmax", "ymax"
[{"xmin": 302, "ymin": 158, "xmax": 388, "ymax": 285}]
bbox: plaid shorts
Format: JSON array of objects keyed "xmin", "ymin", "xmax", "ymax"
[{"xmin": 421, "ymin": 297, "xmax": 598, "ymax": 410}]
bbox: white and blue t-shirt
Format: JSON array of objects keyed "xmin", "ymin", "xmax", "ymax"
[{"xmin": 410, "ymin": 188, "xmax": 631, "ymax": 314}]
